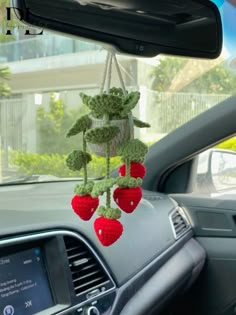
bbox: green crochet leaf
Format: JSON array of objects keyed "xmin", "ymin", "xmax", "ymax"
[
  {"xmin": 88, "ymin": 94, "xmax": 123, "ymax": 116},
  {"xmin": 98, "ymin": 206, "xmax": 121, "ymax": 219},
  {"xmin": 66, "ymin": 114, "xmax": 92, "ymax": 137},
  {"xmin": 91, "ymin": 178, "xmax": 117, "ymax": 197},
  {"xmin": 91, "ymin": 113, "xmax": 103, "ymax": 119},
  {"xmin": 85, "ymin": 125, "xmax": 120, "ymax": 144},
  {"xmin": 109, "ymin": 87, "xmax": 126, "ymax": 97},
  {"xmin": 66, "ymin": 150, "xmax": 92, "ymax": 171},
  {"xmin": 118, "ymin": 139, "xmax": 148, "ymax": 162},
  {"xmin": 80, "ymin": 92, "xmax": 92, "ymax": 106},
  {"xmin": 121, "ymin": 91, "xmax": 140, "ymax": 117},
  {"xmin": 133, "ymin": 117, "xmax": 151, "ymax": 128},
  {"xmin": 116, "ymin": 176, "xmax": 142, "ymax": 188},
  {"xmin": 74, "ymin": 181, "xmax": 94, "ymax": 196}
]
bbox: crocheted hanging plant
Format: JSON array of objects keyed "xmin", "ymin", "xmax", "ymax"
[
  {"xmin": 66, "ymin": 115, "xmax": 99, "ymax": 221},
  {"xmin": 66, "ymin": 52, "xmax": 150, "ymax": 247}
]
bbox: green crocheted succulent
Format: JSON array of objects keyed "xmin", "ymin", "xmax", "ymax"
[
  {"xmin": 67, "ymin": 81, "xmax": 150, "ymax": 227},
  {"xmin": 91, "ymin": 178, "xmax": 117, "ymax": 197},
  {"xmin": 80, "ymin": 90, "xmax": 141, "ymax": 120},
  {"xmin": 133, "ymin": 117, "xmax": 151, "ymax": 128},
  {"xmin": 116, "ymin": 176, "xmax": 142, "ymax": 188},
  {"xmin": 109, "ymin": 87, "xmax": 126, "ymax": 97},
  {"xmin": 80, "ymin": 93, "xmax": 92, "ymax": 107},
  {"xmin": 118, "ymin": 139, "xmax": 148, "ymax": 163},
  {"xmin": 85, "ymin": 125, "xmax": 120, "ymax": 144},
  {"xmin": 120, "ymin": 91, "xmax": 140, "ymax": 117},
  {"xmin": 90, "ymin": 94, "xmax": 123, "ymax": 115},
  {"xmin": 66, "ymin": 150, "xmax": 91, "ymax": 171},
  {"xmin": 66, "ymin": 114, "xmax": 92, "ymax": 137},
  {"xmin": 74, "ymin": 181, "xmax": 94, "ymax": 196},
  {"xmin": 98, "ymin": 206, "xmax": 121, "ymax": 219}
]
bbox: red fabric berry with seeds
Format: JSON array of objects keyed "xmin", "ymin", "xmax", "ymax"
[
  {"xmin": 94, "ymin": 217, "xmax": 123, "ymax": 246},
  {"xmin": 71, "ymin": 195, "xmax": 99, "ymax": 221},
  {"xmin": 113, "ymin": 186, "xmax": 142, "ymax": 213}
]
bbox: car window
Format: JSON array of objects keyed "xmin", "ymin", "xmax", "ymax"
[{"xmin": 0, "ymin": 1, "xmax": 236, "ymax": 183}]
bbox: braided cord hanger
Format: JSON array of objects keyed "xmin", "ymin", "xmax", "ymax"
[{"xmin": 100, "ymin": 51, "xmax": 134, "ymax": 139}]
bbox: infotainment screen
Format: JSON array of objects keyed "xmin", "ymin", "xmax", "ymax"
[{"xmin": 0, "ymin": 247, "xmax": 54, "ymax": 315}]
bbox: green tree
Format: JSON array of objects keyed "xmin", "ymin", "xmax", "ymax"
[
  {"xmin": 0, "ymin": 65, "xmax": 10, "ymax": 96},
  {"xmin": 0, "ymin": 0, "xmax": 14, "ymax": 97},
  {"xmin": 0, "ymin": 0, "xmax": 19, "ymax": 42},
  {"xmin": 151, "ymin": 57, "xmax": 186, "ymax": 92},
  {"xmin": 151, "ymin": 56, "xmax": 236, "ymax": 94},
  {"xmin": 37, "ymin": 94, "xmax": 88, "ymax": 154},
  {"xmin": 150, "ymin": 56, "xmax": 236, "ymax": 132}
]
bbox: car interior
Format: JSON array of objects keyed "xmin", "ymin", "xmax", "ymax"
[{"xmin": 0, "ymin": 0, "xmax": 236, "ymax": 315}]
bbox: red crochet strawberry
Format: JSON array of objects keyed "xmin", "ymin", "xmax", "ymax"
[
  {"xmin": 119, "ymin": 162, "xmax": 146, "ymax": 179},
  {"xmin": 94, "ymin": 217, "xmax": 123, "ymax": 246},
  {"xmin": 113, "ymin": 186, "xmax": 142, "ymax": 213},
  {"xmin": 71, "ymin": 195, "xmax": 99, "ymax": 221}
]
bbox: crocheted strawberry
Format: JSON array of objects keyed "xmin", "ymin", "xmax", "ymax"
[
  {"xmin": 71, "ymin": 195, "xmax": 99, "ymax": 221},
  {"xmin": 94, "ymin": 217, "xmax": 123, "ymax": 246},
  {"xmin": 119, "ymin": 162, "xmax": 146, "ymax": 179},
  {"xmin": 113, "ymin": 186, "xmax": 142, "ymax": 213}
]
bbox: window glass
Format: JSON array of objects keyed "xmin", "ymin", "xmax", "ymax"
[{"xmin": 0, "ymin": 1, "xmax": 236, "ymax": 183}]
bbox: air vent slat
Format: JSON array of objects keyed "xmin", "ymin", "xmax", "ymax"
[
  {"xmin": 175, "ymin": 225, "xmax": 186, "ymax": 234},
  {"xmin": 72, "ymin": 270, "xmax": 100, "ymax": 282},
  {"xmin": 67, "ymin": 251, "xmax": 88, "ymax": 260},
  {"xmin": 71, "ymin": 257, "xmax": 91, "ymax": 267},
  {"xmin": 66, "ymin": 245, "xmax": 83, "ymax": 252},
  {"xmin": 74, "ymin": 276, "xmax": 105, "ymax": 291},
  {"xmin": 64, "ymin": 236, "xmax": 113, "ymax": 300},
  {"xmin": 80, "ymin": 263, "xmax": 97, "ymax": 271},
  {"xmin": 73, "ymin": 280, "xmax": 110, "ymax": 297},
  {"xmin": 170, "ymin": 208, "xmax": 190, "ymax": 239}
]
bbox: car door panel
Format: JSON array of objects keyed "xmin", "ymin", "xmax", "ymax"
[
  {"xmin": 171, "ymin": 195, "xmax": 236, "ymax": 237},
  {"xmin": 171, "ymin": 194, "xmax": 236, "ymax": 315}
]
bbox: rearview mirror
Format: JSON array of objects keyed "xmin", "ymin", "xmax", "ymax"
[{"xmin": 13, "ymin": 0, "xmax": 222, "ymax": 58}]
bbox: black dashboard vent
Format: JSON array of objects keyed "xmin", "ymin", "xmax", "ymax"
[
  {"xmin": 64, "ymin": 236, "xmax": 114, "ymax": 300},
  {"xmin": 170, "ymin": 208, "xmax": 191, "ymax": 239}
]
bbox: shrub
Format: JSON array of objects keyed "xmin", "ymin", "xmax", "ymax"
[
  {"xmin": 9, "ymin": 136, "xmax": 236, "ymax": 179},
  {"xmin": 9, "ymin": 151, "xmax": 121, "ymax": 178},
  {"xmin": 216, "ymin": 137, "xmax": 236, "ymax": 152},
  {"xmin": 36, "ymin": 94, "xmax": 89, "ymax": 154}
]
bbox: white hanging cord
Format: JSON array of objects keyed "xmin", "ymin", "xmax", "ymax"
[
  {"xmin": 113, "ymin": 53, "xmax": 127, "ymax": 95},
  {"xmin": 100, "ymin": 51, "xmax": 134, "ymax": 139},
  {"xmin": 106, "ymin": 53, "xmax": 113, "ymax": 93},
  {"xmin": 128, "ymin": 110, "xmax": 134, "ymax": 139},
  {"xmin": 113, "ymin": 53, "xmax": 134, "ymax": 139},
  {"xmin": 100, "ymin": 52, "xmax": 110, "ymax": 94},
  {"xmin": 101, "ymin": 52, "xmax": 126, "ymax": 95}
]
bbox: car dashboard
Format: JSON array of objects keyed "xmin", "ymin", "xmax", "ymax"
[{"xmin": 0, "ymin": 181, "xmax": 205, "ymax": 315}]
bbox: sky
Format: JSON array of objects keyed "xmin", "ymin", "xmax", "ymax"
[{"xmin": 213, "ymin": 0, "xmax": 236, "ymax": 62}]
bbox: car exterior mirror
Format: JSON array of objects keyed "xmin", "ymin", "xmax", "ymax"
[
  {"xmin": 210, "ymin": 150, "xmax": 236, "ymax": 191},
  {"xmin": 195, "ymin": 149, "xmax": 236, "ymax": 193}
]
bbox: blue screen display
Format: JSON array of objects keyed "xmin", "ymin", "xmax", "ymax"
[{"xmin": 0, "ymin": 247, "xmax": 54, "ymax": 315}]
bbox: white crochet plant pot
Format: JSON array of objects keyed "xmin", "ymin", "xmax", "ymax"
[{"xmin": 88, "ymin": 116, "xmax": 133, "ymax": 157}]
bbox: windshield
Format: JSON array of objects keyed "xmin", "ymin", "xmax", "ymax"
[{"xmin": 0, "ymin": 0, "xmax": 235, "ymax": 184}]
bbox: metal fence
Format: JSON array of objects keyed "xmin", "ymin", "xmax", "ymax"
[
  {"xmin": 142, "ymin": 89, "xmax": 230, "ymax": 136},
  {"xmin": 0, "ymin": 90, "xmax": 231, "ymax": 154},
  {"xmin": 0, "ymin": 96, "xmax": 36, "ymax": 152}
]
